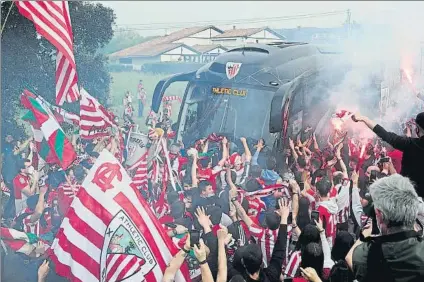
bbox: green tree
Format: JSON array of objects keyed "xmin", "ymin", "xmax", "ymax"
[
  {"xmin": 1, "ymin": 1, "xmax": 116, "ymax": 138},
  {"xmin": 99, "ymin": 29, "xmax": 156, "ymax": 55}
]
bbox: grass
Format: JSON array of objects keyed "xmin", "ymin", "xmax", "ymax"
[{"xmin": 109, "ymin": 72, "xmax": 188, "ymax": 131}]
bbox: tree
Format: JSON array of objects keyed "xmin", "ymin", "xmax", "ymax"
[
  {"xmin": 1, "ymin": 1, "xmax": 116, "ymax": 139},
  {"xmin": 99, "ymin": 29, "xmax": 157, "ymax": 55}
]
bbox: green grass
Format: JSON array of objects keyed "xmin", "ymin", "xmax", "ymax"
[{"xmin": 109, "ymin": 72, "xmax": 188, "ymax": 131}]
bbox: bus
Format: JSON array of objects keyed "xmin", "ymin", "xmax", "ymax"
[{"xmin": 150, "ymin": 42, "xmax": 381, "ymax": 170}]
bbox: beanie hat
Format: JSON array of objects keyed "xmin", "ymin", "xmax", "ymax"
[{"xmin": 415, "ymin": 112, "xmax": 424, "ymax": 130}]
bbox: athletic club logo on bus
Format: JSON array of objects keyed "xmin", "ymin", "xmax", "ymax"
[
  {"xmin": 226, "ymin": 62, "xmax": 242, "ymax": 80},
  {"xmin": 100, "ymin": 210, "xmax": 157, "ymax": 282}
]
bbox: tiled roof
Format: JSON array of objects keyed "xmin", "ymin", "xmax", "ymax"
[
  {"xmin": 213, "ymin": 27, "xmax": 286, "ymax": 40},
  {"xmin": 122, "ymin": 43, "xmax": 184, "ymax": 57},
  {"xmin": 192, "ymin": 44, "xmax": 228, "ymax": 53},
  {"xmin": 110, "ymin": 25, "xmax": 223, "ymax": 58}
]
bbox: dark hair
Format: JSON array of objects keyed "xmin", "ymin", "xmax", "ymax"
[
  {"xmin": 298, "ymin": 156, "xmax": 307, "ymax": 168},
  {"xmin": 265, "ymin": 209, "xmax": 280, "ymax": 230},
  {"xmin": 206, "ymin": 206, "xmax": 222, "ymax": 225},
  {"xmin": 311, "ymin": 158, "xmax": 322, "ymax": 170},
  {"xmin": 249, "ymin": 165, "xmax": 262, "ymax": 178},
  {"xmin": 73, "ymin": 165, "xmax": 86, "ymax": 183},
  {"xmin": 332, "ymin": 231, "xmax": 355, "ymax": 261},
  {"xmin": 301, "ymin": 242, "xmax": 324, "ymax": 279},
  {"xmin": 170, "ymin": 202, "xmax": 185, "ymax": 219},
  {"xmin": 316, "ymin": 177, "xmax": 332, "ymax": 197},
  {"xmin": 184, "ymin": 189, "xmax": 193, "ymax": 199},
  {"xmin": 245, "ymin": 178, "xmax": 262, "ymax": 193},
  {"xmin": 296, "ymin": 224, "xmax": 320, "ymax": 251},
  {"xmin": 241, "ymin": 244, "xmax": 263, "ymax": 275},
  {"xmin": 167, "ymin": 191, "xmax": 179, "ymax": 205},
  {"xmin": 333, "ymin": 172, "xmax": 344, "ymax": 186},
  {"xmin": 366, "ymin": 143, "xmax": 374, "ymax": 156},
  {"xmin": 266, "ymin": 156, "xmax": 277, "ymax": 171},
  {"xmin": 329, "ymin": 260, "xmax": 354, "ymax": 282},
  {"xmin": 349, "ymin": 156, "xmax": 359, "ymax": 164},
  {"xmin": 198, "ymin": 180, "xmax": 212, "ymax": 193},
  {"xmin": 198, "ymin": 157, "xmax": 211, "ymax": 169},
  {"xmin": 297, "ymin": 197, "xmax": 311, "ymax": 231}
]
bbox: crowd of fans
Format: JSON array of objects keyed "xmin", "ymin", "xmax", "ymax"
[{"xmin": 1, "ymin": 107, "xmax": 424, "ymax": 282}]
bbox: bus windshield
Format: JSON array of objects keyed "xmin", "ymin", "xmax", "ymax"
[{"xmin": 178, "ymin": 82, "xmax": 276, "ymax": 147}]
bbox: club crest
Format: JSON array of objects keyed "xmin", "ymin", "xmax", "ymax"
[
  {"xmin": 226, "ymin": 62, "xmax": 242, "ymax": 80},
  {"xmin": 100, "ymin": 210, "xmax": 156, "ymax": 282}
]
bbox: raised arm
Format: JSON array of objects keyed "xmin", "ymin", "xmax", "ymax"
[
  {"xmin": 354, "ymin": 113, "xmax": 411, "ymax": 151},
  {"xmin": 231, "ymin": 189, "xmax": 253, "ymax": 227},
  {"xmin": 29, "ymin": 186, "xmax": 47, "ymax": 223},
  {"xmin": 289, "ymin": 138, "xmax": 299, "ymax": 162},
  {"xmin": 251, "ymin": 139, "xmax": 264, "ymax": 166},
  {"xmin": 267, "ymin": 198, "xmax": 290, "ymax": 281},
  {"xmin": 335, "ymin": 144, "xmax": 348, "ymax": 179},
  {"xmin": 162, "ymin": 234, "xmax": 192, "ymax": 282},
  {"xmin": 217, "ymin": 137, "xmax": 228, "ymax": 167},
  {"xmin": 312, "ymin": 133, "xmax": 321, "ymax": 153},
  {"xmin": 189, "ymin": 148, "xmax": 199, "ymax": 187},
  {"xmin": 216, "ymin": 228, "xmax": 228, "ymax": 282},
  {"xmin": 316, "ymin": 218, "xmax": 334, "ymax": 269},
  {"xmin": 240, "ymin": 137, "xmax": 252, "ymax": 162}
]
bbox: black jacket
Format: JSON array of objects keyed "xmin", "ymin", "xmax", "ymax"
[
  {"xmin": 373, "ymin": 125, "xmax": 424, "ymax": 198},
  {"xmin": 228, "ymin": 224, "xmax": 288, "ymax": 282}
]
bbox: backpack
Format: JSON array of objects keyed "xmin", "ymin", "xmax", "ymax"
[{"xmin": 329, "ymin": 260, "xmax": 354, "ymax": 282}]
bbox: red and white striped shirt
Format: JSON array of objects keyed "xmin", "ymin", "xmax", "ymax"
[
  {"xmin": 317, "ymin": 202, "xmax": 337, "ymax": 248},
  {"xmin": 285, "ymin": 250, "xmax": 302, "ymax": 278},
  {"xmin": 247, "ymin": 197, "xmax": 266, "ymax": 218},
  {"xmin": 336, "ymin": 182, "xmax": 350, "ymax": 224},
  {"xmin": 248, "ymin": 223, "xmax": 278, "ymax": 267},
  {"xmin": 16, "ymin": 208, "xmax": 52, "ymax": 237}
]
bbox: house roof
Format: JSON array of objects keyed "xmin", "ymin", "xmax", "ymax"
[
  {"xmin": 112, "ymin": 43, "xmax": 199, "ymax": 58},
  {"xmin": 110, "ymin": 25, "xmax": 223, "ymax": 58},
  {"xmin": 192, "ymin": 44, "xmax": 228, "ymax": 53},
  {"xmin": 212, "ymin": 27, "xmax": 286, "ymax": 40}
]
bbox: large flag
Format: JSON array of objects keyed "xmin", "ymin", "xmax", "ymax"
[
  {"xmin": 21, "ymin": 90, "xmax": 77, "ymax": 169},
  {"xmin": 16, "ymin": 1, "xmax": 80, "ymax": 106},
  {"xmin": 79, "ymin": 88, "xmax": 115, "ymax": 139},
  {"xmin": 49, "ymin": 149, "xmax": 190, "ymax": 282}
]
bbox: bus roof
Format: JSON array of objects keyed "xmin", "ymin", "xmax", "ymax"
[{"xmin": 194, "ymin": 42, "xmax": 341, "ymax": 88}]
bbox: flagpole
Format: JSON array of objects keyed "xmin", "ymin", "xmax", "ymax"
[
  {"xmin": 1, "ymin": 1, "xmax": 15, "ymax": 36},
  {"xmin": 160, "ymin": 138, "xmax": 176, "ymax": 191}
]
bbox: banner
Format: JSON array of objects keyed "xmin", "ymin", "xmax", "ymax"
[
  {"xmin": 126, "ymin": 132, "xmax": 150, "ymax": 169},
  {"xmin": 49, "ymin": 149, "xmax": 190, "ymax": 282}
]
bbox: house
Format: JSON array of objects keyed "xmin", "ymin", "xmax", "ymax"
[
  {"xmin": 211, "ymin": 26, "xmax": 286, "ymax": 47},
  {"xmin": 192, "ymin": 44, "xmax": 228, "ymax": 63},
  {"xmin": 109, "ymin": 25, "xmax": 225, "ymax": 69},
  {"xmin": 109, "ymin": 25, "xmax": 286, "ymax": 69}
]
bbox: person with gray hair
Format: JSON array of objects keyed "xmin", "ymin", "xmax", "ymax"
[{"xmin": 345, "ymin": 174, "xmax": 424, "ymax": 282}]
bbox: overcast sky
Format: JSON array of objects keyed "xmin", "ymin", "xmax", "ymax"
[{"xmin": 100, "ymin": 1, "xmax": 424, "ymax": 38}]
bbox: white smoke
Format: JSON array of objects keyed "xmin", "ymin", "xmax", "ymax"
[{"xmin": 318, "ymin": 22, "xmax": 424, "ymax": 134}]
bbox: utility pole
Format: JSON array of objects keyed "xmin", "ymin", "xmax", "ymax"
[{"xmin": 346, "ymin": 9, "xmax": 351, "ymax": 39}]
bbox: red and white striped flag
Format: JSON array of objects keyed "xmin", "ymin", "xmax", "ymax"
[
  {"xmin": 1, "ymin": 227, "xmax": 36, "ymax": 255},
  {"xmin": 80, "ymin": 88, "xmax": 115, "ymax": 139},
  {"xmin": 131, "ymin": 152, "xmax": 149, "ymax": 193},
  {"xmin": 49, "ymin": 149, "xmax": 190, "ymax": 282},
  {"xmin": 16, "ymin": 1, "xmax": 80, "ymax": 106}
]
